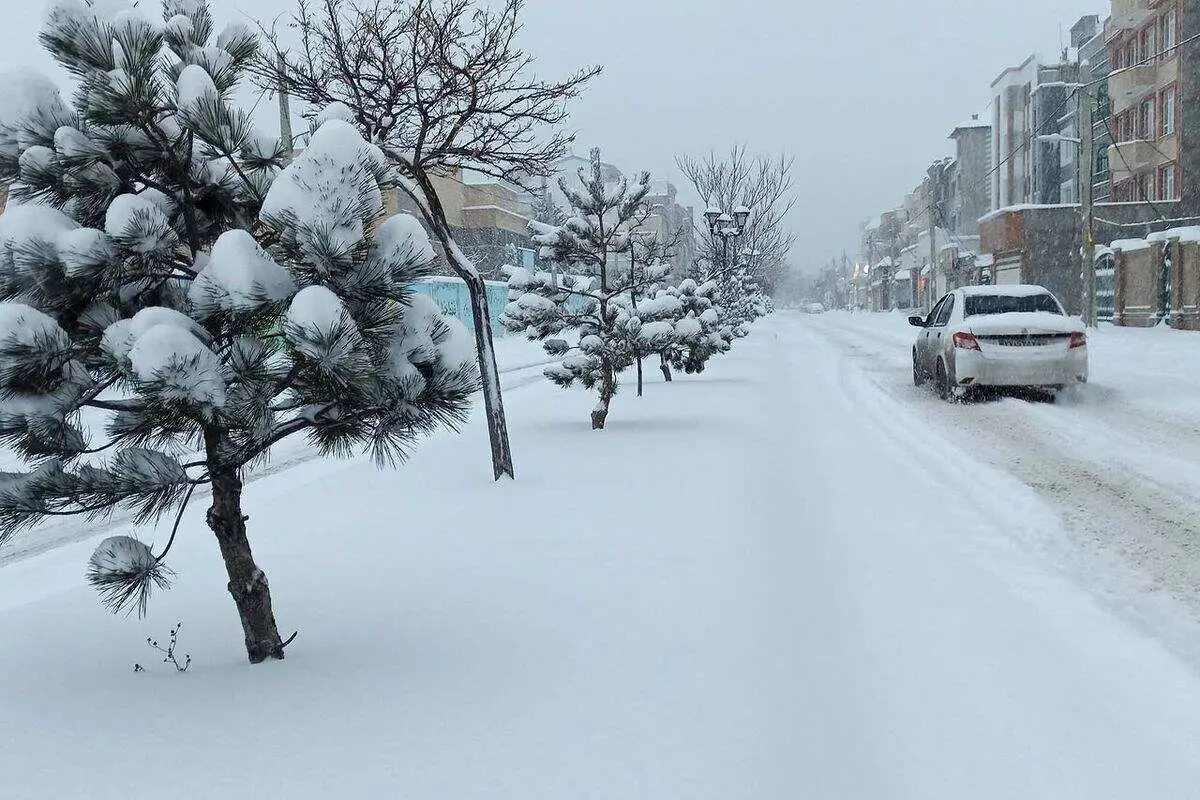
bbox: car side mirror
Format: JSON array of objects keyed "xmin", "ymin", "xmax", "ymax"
[{"xmin": 908, "ymin": 314, "xmax": 927, "ymax": 328}]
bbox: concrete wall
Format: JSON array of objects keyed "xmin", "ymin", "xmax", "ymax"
[{"xmin": 1111, "ymin": 235, "xmax": 1200, "ymax": 330}]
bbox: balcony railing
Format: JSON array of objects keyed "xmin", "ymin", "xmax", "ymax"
[
  {"xmin": 1109, "ymin": 64, "xmax": 1158, "ymax": 113},
  {"xmin": 1107, "ymin": 0, "xmax": 1154, "ymax": 38}
]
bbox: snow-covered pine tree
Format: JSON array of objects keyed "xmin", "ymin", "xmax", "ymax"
[
  {"xmin": 0, "ymin": 0, "xmax": 478, "ymax": 664},
  {"xmin": 660, "ymin": 278, "xmax": 729, "ymax": 377},
  {"xmin": 502, "ymin": 148, "xmax": 672, "ymax": 429},
  {"xmin": 624, "ymin": 225, "xmax": 686, "ymax": 395},
  {"xmin": 714, "ymin": 267, "xmax": 770, "ymax": 337},
  {"xmin": 531, "ymin": 181, "xmax": 567, "ymax": 228}
]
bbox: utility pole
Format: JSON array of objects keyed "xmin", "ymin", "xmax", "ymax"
[
  {"xmin": 1079, "ymin": 85, "xmax": 1096, "ymax": 327},
  {"xmin": 928, "ymin": 185, "xmax": 938, "ymax": 310},
  {"xmin": 277, "ymin": 53, "xmax": 294, "ymax": 166}
]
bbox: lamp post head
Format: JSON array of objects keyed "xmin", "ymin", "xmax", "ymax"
[
  {"xmin": 733, "ymin": 205, "xmax": 751, "ymax": 232},
  {"xmin": 703, "ymin": 206, "xmax": 722, "ymax": 232}
]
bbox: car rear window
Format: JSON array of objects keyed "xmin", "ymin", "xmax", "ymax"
[{"xmin": 963, "ymin": 293, "xmax": 1062, "ymax": 317}]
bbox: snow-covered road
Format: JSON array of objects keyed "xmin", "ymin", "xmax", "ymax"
[
  {"xmin": 3, "ymin": 313, "xmax": 1200, "ymax": 798},
  {"xmin": 804, "ymin": 311, "xmax": 1200, "ymax": 662}
]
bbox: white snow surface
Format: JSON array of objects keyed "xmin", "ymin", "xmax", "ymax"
[
  {"xmin": 102, "ymin": 306, "xmax": 205, "ymax": 362},
  {"xmin": 126, "ymin": 323, "xmax": 225, "ymax": 408},
  {"xmin": 105, "ymin": 193, "xmax": 173, "ymax": 253},
  {"xmin": 636, "ymin": 320, "xmax": 674, "ymax": 343},
  {"xmin": 191, "ymin": 230, "xmax": 296, "ymax": 314},
  {"xmin": 374, "ymin": 213, "xmax": 437, "ymax": 266},
  {"xmin": 3, "ymin": 317, "xmax": 1200, "ymax": 797},
  {"xmin": 0, "ymin": 204, "xmax": 78, "ymax": 256},
  {"xmin": 0, "ymin": 302, "xmax": 65, "ymax": 346},
  {"xmin": 261, "ymin": 120, "xmax": 387, "ymax": 254},
  {"xmin": 286, "ymin": 285, "xmax": 346, "ymax": 335},
  {"xmin": 175, "ymin": 64, "xmax": 219, "ymax": 113},
  {"xmin": 0, "ymin": 66, "xmax": 65, "ymax": 131}
]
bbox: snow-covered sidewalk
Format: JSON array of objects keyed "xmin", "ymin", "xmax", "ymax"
[{"xmin": 3, "ymin": 315, "xmax": 1200, "ymax": 798}]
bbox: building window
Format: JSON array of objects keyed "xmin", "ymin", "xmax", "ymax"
[
  {"xmin": 1162, "ymin": 87, "xmax": 1176, "ymax": 136},
  {"xmin": 1160, "ymin": 164, "xmax": 1178, "ymax": 200},
  {"xmin": 1139, "ymin": 98, "xmax": 1156, "ymax": 140},
  {"xmin": 1137, "ymin": 172, "xmax": 1153, "ymax": 201},
  {"xmin": 1141, "ymin": 25, "xmax": 1156, "ymax": 61},
  {"xmin": 1162, "ymin": 8, "xmax": 1178, "ymax": 54}
]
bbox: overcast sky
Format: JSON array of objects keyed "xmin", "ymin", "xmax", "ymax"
[{"xmin": 4, "ymin": 0, "xmax": 1104, "ymax": 272}]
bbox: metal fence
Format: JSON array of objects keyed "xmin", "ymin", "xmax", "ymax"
[{"xmin": 410, "ymin": 277, "xmax": 511, "ymax": 336}]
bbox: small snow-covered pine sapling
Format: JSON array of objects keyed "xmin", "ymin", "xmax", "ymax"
[
  {"xmin": 626, "ymin": 226, "xmax": 685, "ymax": 396},
  {"xmin": 501, "ymin": 148, "xmax": 672, "ymax": 429},
  {"xmin": 0, "ymin": 0, "xmax": 479, "ymax": 664},
  {"xmin": 662, "ymin": 279, "xmax": 729, "ymax": 377}
]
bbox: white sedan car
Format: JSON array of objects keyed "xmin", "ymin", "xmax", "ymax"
[{"xmin": 910, "ymin": 285, "xmax": 1088, "ymax": 400}]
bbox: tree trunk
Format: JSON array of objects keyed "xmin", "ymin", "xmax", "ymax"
[
  {"xmin": 205, "ymin": 430, "xmax": 285, "ymax": 664},
  {"xmin": 636, "ymin": 356, "xmax": 644, "ymax": 397},
  {"xmin": 660, "ymin": 353, "xmax": 673, "ymax": 382},
  {"xmin": 455, "ymin": 265, "xmax": 515, "ymax": 480},
  {"xmin": 591, "ymin": 362, "xmax": 615, "ymax": 430},
  {"xmin": 400, "ymin": 173, "xmax": 515, "ymax": 481}
]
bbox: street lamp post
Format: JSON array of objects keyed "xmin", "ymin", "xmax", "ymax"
[
  {"xmin": 1035, "ymin": 83, "xmax": 1096, "ymax": 328},
  {"xmin": 703, "ymin": 203, "xmax": 751, "ymax": 274}
]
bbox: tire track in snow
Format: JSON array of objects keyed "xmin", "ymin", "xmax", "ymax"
[{"xmin": 800, "ymin": 313, "xmax": 1200, "ymax": 644}]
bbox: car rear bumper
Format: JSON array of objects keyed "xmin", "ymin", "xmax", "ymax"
[{"xmin": 955, "ymin": 348, "xmax": 1088, "ymax": 388}]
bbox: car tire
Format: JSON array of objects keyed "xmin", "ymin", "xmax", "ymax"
[
  {"xmin": 913, "ymin": 351, "xmax": 926, "ymax": 387},
  {"xmin": 935, "ymin": 360, "xmax": 952, "ymax": 402}
]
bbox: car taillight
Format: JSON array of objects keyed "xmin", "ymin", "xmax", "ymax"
[
  {"xmin": 1069, "ymin": 332, "xmax": 1087, "ymax": 349},
  {"xmin": 953, "ymin": 332, "xmax": 980, "ymax": 351}
]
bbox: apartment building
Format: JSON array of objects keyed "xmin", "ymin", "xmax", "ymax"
[
  {"xmin": 948, "ymin": 115, "xmax": 992, "ymax": 238},
  {"xmin": 990, "ymin": 55, "xmax": 1039, "ymax": 208},
  {"xmin": 1077, "ymin": 15, "xmax": 1114, "ymax": 203},
  {"xmin": 1105, "ymin": 0, "xmax": 1191, "ymax": 207}
]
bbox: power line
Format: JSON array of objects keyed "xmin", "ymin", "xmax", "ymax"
[
  {"xmin": 1099, "ymin": 111, "xmax": 1177, "ymax": 222},
  {"xmin": 1085, "ymin": 30, "xmax": 1200, "ymax": 89}
]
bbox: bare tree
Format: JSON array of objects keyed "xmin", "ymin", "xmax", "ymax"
[
  {"xmin": 253, "ymin": 0, "xmax": 601, "ymax": 480},
  {"xmin": 676, "ymin": 145, "xmax": 796, "ymax": 294}
]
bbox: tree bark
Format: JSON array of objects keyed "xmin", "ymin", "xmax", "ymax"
[
  {"xmin": 636, "ymin": 356, "xmax": 644, "ymax": 397},
  {"xmin": 407, "ymin": 174, "xmax": 515, "ymax": 480},
  {"xmin": 660, "ymin": 353, "xmax": 673, "ymax": 382},
  {"xmin": 205, "ymin": 430, "xmax": 285, "ymax": 664},
  {"xmin": 591, "ymin": 362, "xmax": 615, "ymax": 430}
]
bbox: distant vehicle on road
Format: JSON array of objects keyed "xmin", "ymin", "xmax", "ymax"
[
  {"xmin": 803, "ymin": 302, "xmax": 825, "ymax": 314},
  {"xmin": 909, "ymin": 285, "xmax": 1088, "ymax": 400}
]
